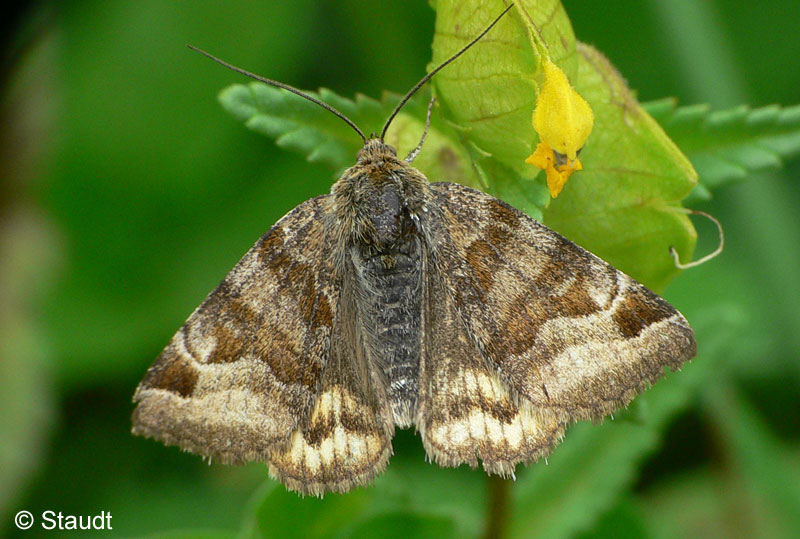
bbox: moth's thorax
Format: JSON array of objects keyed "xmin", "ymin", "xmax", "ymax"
[
  {"xmin": 326, "ymin": 139, "xmax": 427, "ymax": 426},
  {"xmin": 332, "ymin": 139, "xmax": 429, "ymax": 250}
]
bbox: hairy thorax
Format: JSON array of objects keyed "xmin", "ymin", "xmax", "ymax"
[{"xmin": 332, "ymin": 141, "xmax": 428, "ymax": 427}]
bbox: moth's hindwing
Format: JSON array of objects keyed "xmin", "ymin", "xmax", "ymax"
[
  {"xmin": 267, "ymin": 275, "xmax": 395, "ymax": 495},
  {"xmin": 133, "ymin": 196, "xmax": 338, "ymax": 466},
  {"xmin": 416, "ymin": 251, "xmax": 567, "ymax": 476},
  {"xmin": 424, "ymin": 182, "xmax": 696, "ymax": 428}
]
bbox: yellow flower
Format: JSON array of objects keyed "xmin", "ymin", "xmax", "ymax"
[
  {"xmin": 525, "ymin": 141, "xmax": 583, "ymax": 198},
  {"xmin": 526, "ymin": 57, "xmax": 593, "ymax": 197}
]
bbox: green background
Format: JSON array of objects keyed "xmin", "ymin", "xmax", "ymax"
[{"xmin": 2, "ymin": 0, "xmax": 798, "ymax": 537}]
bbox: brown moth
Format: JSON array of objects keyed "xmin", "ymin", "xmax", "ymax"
[{"xmin": 132, "ymin": 6, "xmax": 696, "ymax": 496}]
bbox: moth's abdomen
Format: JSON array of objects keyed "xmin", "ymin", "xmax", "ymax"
[{"xmin": 354, "ymin": 235, "xmax": 422, "ymax": 428}]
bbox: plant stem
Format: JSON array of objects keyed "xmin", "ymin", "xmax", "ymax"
[{"xmin": 485, "ymin": 475, "xmax": 511, "ymax": 539}]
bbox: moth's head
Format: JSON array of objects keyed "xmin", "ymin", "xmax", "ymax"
[{"xmin": 355, "ymin": 139, "xmax": 401, "ymax": 169}]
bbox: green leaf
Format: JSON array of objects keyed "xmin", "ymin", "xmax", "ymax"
[
  {"xmin": 219, "ymin": 83, "xmax": 480, "ymax": 187},
  {"xmin": 430, "ymin": 0, "xmax": 576, "ymax": 180},
  {"xmin": 473, "ymin": 157, "xmax": 548, "ymax": 221},
  {"xmin": 243, "ymin": 482, "xmax": 370, "ymax": 538},
  {"xmin": 430, "ymin": 2, "xmax": 697, "ymax": 291},
  {"xmin": 347, "ymin": 513, "xmax": 457, "ymax": 539},
  {"xmin": 542, "ymin": 44, "xmax": 697, "ymax": 292},
  {"xmin": 241, "ymin": 435, "xmax": 486, "ymax": 538},
  {"xmin": 221, "ymin": 3, "xmax": 703, "ymax": 293},
  {"xmin": 645, "ymin": 99, "xmax": 800, "ymax": 193},
  {"xmin": 219, "ymin": 84, "xmax": 381, "ymax": 172},
  {"xmin": 576, "ymin": 497, "xmax": 650, "ymax": 539}
]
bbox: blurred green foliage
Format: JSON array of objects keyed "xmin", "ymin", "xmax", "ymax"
[{"xmin": 1, "ymin": 0, "xmax": 799, "ymax": 538}]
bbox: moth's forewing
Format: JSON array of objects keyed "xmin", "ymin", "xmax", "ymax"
[
  {"xmin": 422, "ymin": 182, "xmax": 696, "ymax": 422},
  {"xmin": 133, "ymin": 196, "xmax": 337, "ymax": 466}
]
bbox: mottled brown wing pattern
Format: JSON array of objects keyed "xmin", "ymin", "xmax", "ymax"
[
  {"xmin": 133, "ymin": 195, "xmax": 339, "ymax": 465},
  {"xmin": 425, "ymin": 182, "xmax": 696, "ymax": 424},
  {"xmin": 416, "ymin": 255, "xmax": 567, "ymax": 476},
  {"xmin": 267, "ymin": 277, "xmax": 394, "ymax": 495}
]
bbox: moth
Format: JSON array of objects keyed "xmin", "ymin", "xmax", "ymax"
[{"xmin": 132, "ymin": 6, "xmax": 696, "ymax": 496}]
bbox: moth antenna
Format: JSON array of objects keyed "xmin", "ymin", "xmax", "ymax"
[
  {"xmin": 380, "ymin": 3, "xmax": 514, "ymax": 142},
  {"xmin": 187, "ymin": 45, "xmax": 367, "ymax": 144},
  {"xmin": 670, "ymin": 209, "xmax": 724, "ymax": 269},
  {"xmin": 405, "ymin": 96, "xmax": 436, "ymax": 163}
]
